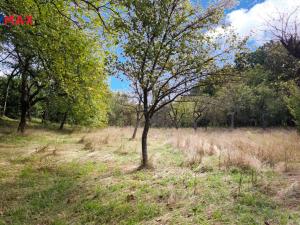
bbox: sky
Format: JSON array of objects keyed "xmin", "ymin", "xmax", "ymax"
[{"xmin": 109, "ymin": 0, "xmax": 300, "ymax": 91}]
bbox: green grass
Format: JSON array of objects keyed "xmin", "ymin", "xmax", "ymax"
[{"xmin": 0, "ymin": 120, "xmax": 299, "ymax": 224}]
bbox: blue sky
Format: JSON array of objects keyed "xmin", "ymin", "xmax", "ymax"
[
  {"xmin": 109, "ymin": 0, "xmax": 296, "ymax": 91},
  {"xmin": 229, "ymin": 0, "xmax": 264, "ymax": 11}
]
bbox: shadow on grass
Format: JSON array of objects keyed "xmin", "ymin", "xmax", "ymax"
[
  {"xmin": 0, "ymin": 116, "xmax": 78, "ymax": 136},
  {"xmin": 0, "ymin": 160, "xmax": 160, "ymax": 225}
]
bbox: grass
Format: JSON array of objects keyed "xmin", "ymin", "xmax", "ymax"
[{"xmin": 0, "ymin": 118, "xmax": 299, "ymax": 224}]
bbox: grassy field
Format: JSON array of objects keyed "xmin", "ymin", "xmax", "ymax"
[{"xmin": 0, "ymin": 118, "xmax": 299, "ymax": 225}]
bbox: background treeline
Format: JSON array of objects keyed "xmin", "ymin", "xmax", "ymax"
[{"xmin": 108, "ymin": 41, "xmax": 300, "ymax": 129}]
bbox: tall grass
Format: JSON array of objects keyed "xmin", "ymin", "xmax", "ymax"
[
  {"xmin": 78, "ymin": 127, "xmax": 300, "ymax": 172},
  {"xmin": 168, "ymin": 128, "xmax": 300, "ymax": 172}
]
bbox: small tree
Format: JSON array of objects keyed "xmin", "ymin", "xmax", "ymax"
[
  {"xmin": 168, "ymin": 101, "xmax": 188, "ymax": 129},
  {"xmin": 113, "ymin": 0, "xmax": 242, "ymax": 168},
  {"xmin": 217, "ymin": 83, "xmax": 254, "ymax": 128},
  {"xmin": 109, "ymin": 92, "xmax": 137, "ymax": 126},
  {"xmin": 189, "ymin": 95, "xmax": 211, "ymax": 130},
  {"xmin": 109, "ymin": 92, "xmax": 143, "ymax": 139}
]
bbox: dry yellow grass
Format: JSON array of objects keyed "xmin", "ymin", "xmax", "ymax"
[
  {"xmin": 2, "ymin": 126, "xmax": 299, "ymax": 173},
  {"xmin": 167, "ymin": 128, "xmax": 300, "ymax": 172},
  {"xmin": 68, "ymin": 126, "xmax": 300, "ymax": 211},
  {"xmin": 75, "ymin": 127, "xmax": 300, "ymax": 177}
]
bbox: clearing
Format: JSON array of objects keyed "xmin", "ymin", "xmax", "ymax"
[{"xmin": 0, "ymin": 119, "xmax": 300, "ymax": 225}]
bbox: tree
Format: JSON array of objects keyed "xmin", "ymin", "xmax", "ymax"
[
  {"xmin": 236, "ymin": 41, "xmax": 299, "ymax": 84},
  {"xmin": 108, "ymin": 93, "xmax": 136, "ymax": 127},
  {"xmin": 189, "ymin": 95, "xmax": 211, "ymax": 130},
  {"xmin": 108, "ymin": 92, "xmax": 143, "ymax": 139},
  {"xmin": 168, "ymin": 100, "xmax": 188, "ymax": 129},
  {"xmin": 45, "ymin": 58, "xmax": 109, "ymax": 130},
  {"xmin": 217, "ymin": 83, "xmax": 254, "ymax": 128},
  {"xmin": 0, "ymin": 0, "xmax": 109, "ymax": 132},
  {"xmin": 286, "ymin": 82, "xmax": 300, "ymax": 130},
  {"xmin": 0, "ymin": 68, "xmax": 19, "ymax": 117},
  {"xmin": 0, "ymin": 76, "xmax": 20, "ymax": 119},
  {"xmin": 268, "ymin": 6, "xmax": 300, "ymax": 60},
  {"xmin": 236, "ymin": 42, "xmax": 297, "ymax": 127},
  {"xmin": 113, "ymin": 0, "xmax": 242, "ymax": 168}
]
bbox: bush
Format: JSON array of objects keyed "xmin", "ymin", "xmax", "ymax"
[{"xmin": 286, "ymin": 83, "xmax": 300, "ymax": 131}]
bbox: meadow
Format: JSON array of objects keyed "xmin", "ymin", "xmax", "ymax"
[{"xmin": 0, "ymin": 118, "xmax": 299, "ymax": 225}]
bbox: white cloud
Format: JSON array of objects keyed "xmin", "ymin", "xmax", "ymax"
[{"xmin": 227, "ymin": 0, "xmax": 300, "ymax": 45}]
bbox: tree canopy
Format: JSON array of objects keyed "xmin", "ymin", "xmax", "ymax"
[{"xmin": 0, "ymin": 0, "xmax": 109, "ymax": 131}]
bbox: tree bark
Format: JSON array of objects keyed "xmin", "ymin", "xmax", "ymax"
[
  {"xmin": 18, "ymin": 73, "xmax": 28, "ymax": 133},
  {"xmin": 140, "ymin": 88, "xmax": 150, "ymax": 169},
  {"xmin": 27, "ymin": 102, "xmax": 32, "ymax": 122},
  {"xmin": 193, "ymin": 119, "xmax": 198, "ymax": 131},
  {"xmin": 131, "ymin": 114, "xmax": 141, "ymax": 140},
  {"xmin": 141, "ymin": 115, "xmax": 150, "ymax": 168},
  {"xmin": 1, "ymin": 80, "xmax": 9, "ymax": 116},
  {"xmin": 59, "ymin": 111, "xmax": 68, "ymax": 130},
  {"xmin": 2, "ymin": 78, "xmax": 10, "ymax": 117},
  {"xmin": 2, "ymin": 69, "xmax": 17, "ymax": 117},
  {"xmin": 42, "ymin": 100, "xmax": 50, "ymax": 125}
]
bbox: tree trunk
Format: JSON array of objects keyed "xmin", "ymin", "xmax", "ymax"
[
  {"xmin": 18, "ymin": 73, "xmax": 28, "ymax": 133},
  {"xmin": 59, "ymin": 111, "xmax": 68, "ymax": 130},
  {"xmin": 131, "ymin": 115, "xmax": 141, "ymax": 140},
  {"xmin": 2, "ymin": 78, "xmax": 11, "ymax": 117},
  {"xmin": 42, "ymin": 100, "xmax": 50, "ymax": 125},
  {"xmin": 174, "ymin": 122, "xmax": 178, "ymax": 129},
  {"xmin": 230, "ymin": 112, "xmax": 235, "ymax": 129},
  {"xmin": 141, "ymin": 115, "xmax": 150, "ymax": 168},
  {"xmin": 193, "ymin": 119, "xmax": 197, "ymax": 131},
  {"xmin": 42, "ymin": 111, "xmax": 46, "ymax": 124},
  {"xmin": 262, "ymin": 113, "xmax": 266, "ymax": 129},
  {"xmin": 27, "ymin": 103, "xmax": 32, "ymax": 122}
]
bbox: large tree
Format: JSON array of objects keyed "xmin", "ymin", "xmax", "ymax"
[
  {"xmin": 0, "ymin": 0, "xmax": 109, "ymax": 132},
  {"xmin": 113, "ymin": 0, "xmax": 243, "ymax": 168}
]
